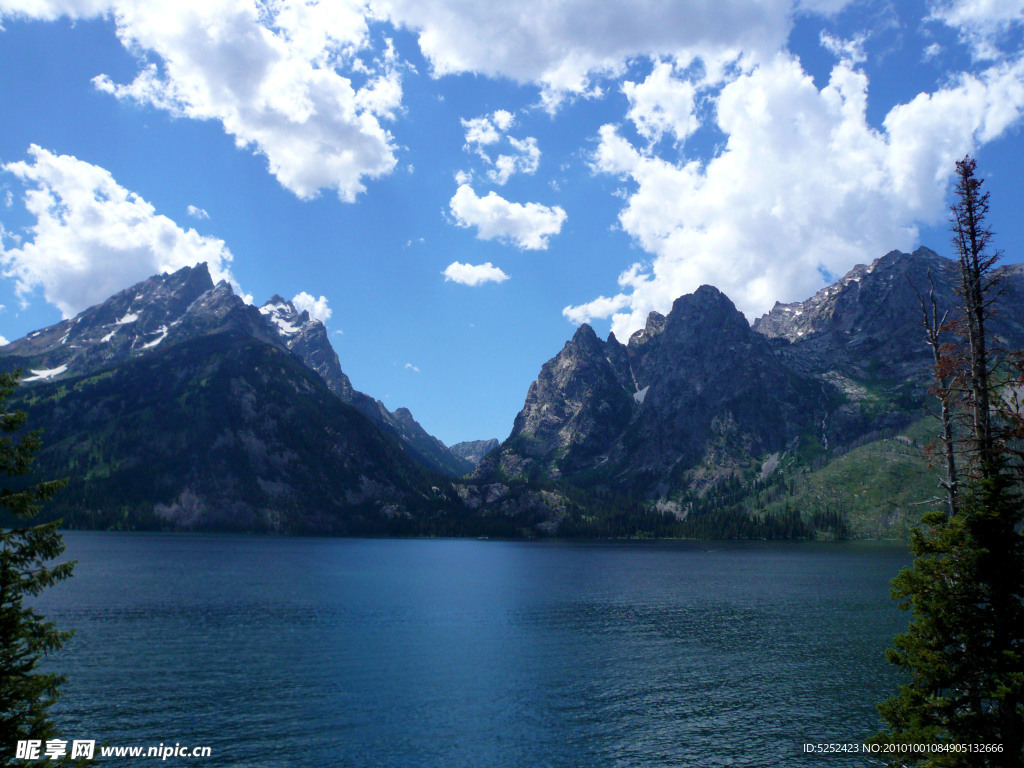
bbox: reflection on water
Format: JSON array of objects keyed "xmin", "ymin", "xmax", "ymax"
[{"xmin": 37, "ymin": 534, "xmax": 910, "ymax": 767}]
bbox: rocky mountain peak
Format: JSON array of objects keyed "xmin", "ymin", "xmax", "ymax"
[
  {"xmin": 665, "ymin": 284, "xmax": 746, "ymax": 335},
  {"xmin": 568, "ymin": 322, "xmax": 602, "ymax": 352},
  {"xmin": 0, "ymin": 262, "xmax": 230, "ymax": 382},
  {"xmin": 628, "ymin": 311, "xmax": 666, "ymax": 348},
  {"xmin": 1, "ymin": 263, "xmax": 475, "ymax": 481}
]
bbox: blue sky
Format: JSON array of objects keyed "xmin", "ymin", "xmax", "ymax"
[{"xmin": 1, "ymin": 0, "xmax": 1023, "ymax": 446}]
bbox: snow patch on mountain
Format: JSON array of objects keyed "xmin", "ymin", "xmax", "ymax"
[
  {"xmin": 141, "ymin": 326, "xmax": 169, "ymax": 349},
  {"xmin": 23, "ymin": 365, "xmax": 68, "ymax": 382}
]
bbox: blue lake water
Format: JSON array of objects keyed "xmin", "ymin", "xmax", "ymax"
[{"xmin": 35, "ymin": 533, "xmax": 911, "ymax": 767}]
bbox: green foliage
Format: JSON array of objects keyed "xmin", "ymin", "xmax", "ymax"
[
  {"xmin": 760, "ymin": 417, "xmax": 938, "ymax": 539},
  {"xmin": 0, "ymin": 371, "xmax": 78, "ymax": 767},
  {"xmin": 872, "ymin": 478, "xmax": 1024, "ymax": 765}
]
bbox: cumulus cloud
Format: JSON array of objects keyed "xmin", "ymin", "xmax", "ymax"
[
  {"xmin": 566, "ymin": 53, "xmax": 1024, "ymax": 340},
  {"xmin": 0, "ymin": 145, "xmax": 236, "ymax": 318},
  {"xmin": 3, "ymin": 0, "xmax": 400, "ymax": 202},
  {"xmin": 623, "ymin": 61, "xmax": 700, "ymax": 144},
  {"xmin": 461, "ymin": 110, "xmax": 540, "ymax": 184},
  {"xmin": 0, "ymin": 335, "xmax": 7, "ymax": 346},
  {"xmin": 292, "ymin": 291, "xmax": 332, "ymax": 323},
  {"xmin": 186, "ymin": 204, "xmax": 209, "ymax": 219},
  {"xmin": 442, "ymin": 261, "xmax": 509, "ymax": 286},
  {"xmin": 489, "ymin": 136, "xmax": 540, "ymax": 185},
  {"xmin": 929, "ymin": 0, "xmax": 1024, "ymax": 59},
  {"xmin": 373, "ymin": 0, "xmax": 816, "ymax": 106},
  {"xmin": 449, "ymin": 184, "xmax": 566, "ymax": 250},
  {"xmin": 462, "ymin": 115, "xmax": 503, "ymax": 147}
]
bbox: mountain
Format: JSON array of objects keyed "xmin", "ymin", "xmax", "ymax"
[
  {"xmin": 259, "ymin": 294, "xmax": 357, "ymax": 400},
  {"xmin": 475, "ymin": 247, "xmax": 1024, "ymax": 538},
  {"xmin": 1, "ymin": 264, "xmax": 273, "ymax": 381},
  {"xmin": 450, "ymin": 439, "xmax": 500, "ymax": 467},
  {"xmin": 9, "ymin": 247, "xmax": 1024, "ymax": 539},
  {"xmin": 1, "ymin": 265, "xmax": 468, "ymax": 478},
  {"xmin": 756, "ymin": 245, "xmax": 1024, "ymax": 381},
  {"xmin": 479, "ymin": 285, "xmax": 829, "ymax": 495},
  {"xmin": 0, "ymin": 265, "xmax": 484, "ymax": 533},
  {"xmin": 254, "ymin": 294, "xmax": 471, "ymax": 477}
]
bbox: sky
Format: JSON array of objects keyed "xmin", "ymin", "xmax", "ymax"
[{"xmin": 1, "ymin": 1, "xmax": 1023, "ymax": 446}]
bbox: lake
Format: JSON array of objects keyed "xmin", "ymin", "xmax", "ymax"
[{"xmin": 35, "ymin": 533, "xmax": 910, "ymax": 767}]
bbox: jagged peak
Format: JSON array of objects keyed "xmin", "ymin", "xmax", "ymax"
[
  {"xmin": 175, "ymin": 261, "xmax": 210, "ymax": 278},
  {"xmin": 262, "ymin": 294, "xmax": 292, "ymax": 309},
  {"xmin": 645, "ymin": 310, "xmax": 665, "ymax": 330},
  {"xmin": 570, "ymin": 323, "xmax": 598, "ymax": 344},
  {"xmin": 666, "ymin": 284, "xmax": 741, "ymax": 324}
]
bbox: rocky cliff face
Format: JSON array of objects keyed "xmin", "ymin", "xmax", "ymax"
[
  {"xmin": 753, "ymin": 247, "xmax": 960, "ymax": 382},
  {"xmin": 754, "ymin": 246, "xmax": 1024, "ymax": 380},
  {"xmin": 499, "ymin": 322, "xmax": 636, "ymax": 481},
  {"xmin": 259, "ymin": 295, "xmax": 356, "ymax": 401},
  {"xmin": 483, "ymin": 284, "xmax": 827, "ymax": 494},
  {"xmin": 484, "ymin": 247, "xmax": 1024, "ymax": 507}
]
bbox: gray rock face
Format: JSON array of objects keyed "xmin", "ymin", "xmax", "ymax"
[
  {"xmin": 753, "ymin": 247, "xmax": 959, "ymax": 381},
  {"xmin": 484, "ymin": 284, "xmax": 825, "ymax": 493},
  {"xmin": 618, "ymin": 286, "xmax": 823, "ymax": 485},
  {"xmin": 485, "ymin": 247, "xmax": 1024, "ymax": 500},
  {"xmin": 753, "ymin": 246, "xmax": 1024, "ymax": 381},
  {"xmin": 502, "ymin": 322, "xmax": 636, "ymax": 480},
  {"xmin": 259, "ymin": 295, "xmax": 356, "ymax": 401},
  {"xmin": 450, "ymin": 439, "xmax": 500, "ymax": 467}
]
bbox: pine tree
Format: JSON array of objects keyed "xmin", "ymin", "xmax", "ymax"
[
  {"xmin": 873, "ymin": 158, "xmax": 1024, "ymax": 766},
  {"xmin": 0, "ymin": 370, "xmax": 76, "ymax": 767}
]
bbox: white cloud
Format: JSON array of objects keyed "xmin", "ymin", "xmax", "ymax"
[
  {"xmin": 489, "ymin": 136, "xmax": 540, "ymax": 185},
  {"xmin": 449, "ymin": 184, "xmax": 566, "ymax": 250},
  {"xmin": 292, "ymin": 291, "xmax": 332, "ymax": 323},
  {"xmin": 1, "ymin": 145, "xmax": 236, "ymax": 319},
  {"xmin": 567, "ymin": 53, "xmax": 1024, "ymax": 339},
  {"xmin": 563, "ymin": 294, "xmax": 631, "ymax": 326},
  {"xmin": 2, "ymin": 0, "xmax": 400, "ymax": 202},
  {"xmin": 186, "ymin": 204, "xmax": 209, "ymax": 219},
  {"xmin": 623, "ymin": 61, "xmax": 700, "ymax": 144},
  {"xmin": 929, "ymin": 0, "xmax": 1024, "ymax": 59},
  {"xmin": 461, "ymin": 110, "xmax": 540, "ymax": 184},
  {"xmin": 442, "ymin": 261, "xmax": 509, "ymax": 286},
  {"xmin": 462, "ymin": 115, "xmax": 502, "ymax": 147},
  {"xmin": 491, "ymin": 109, "xmax": 514, "ymax": 131},
  {"xmin": 373, "ymin": 0, "xmax": 818, "ymax": 106},
  {"xmin": 819, "ymin": 31, "xmax": 867, "ymax": 65},
  {"xmin": 404, "ymin": 362, "xmax": 420, "ymax": 372},
  {"xmin": 0, "ymin": 335, "xmax": 7, "ymax": 346}
]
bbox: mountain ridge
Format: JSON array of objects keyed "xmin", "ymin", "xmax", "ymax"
[{"xmin": 1, "ymin": 264, "xmax": 473, "ymax": 479}]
